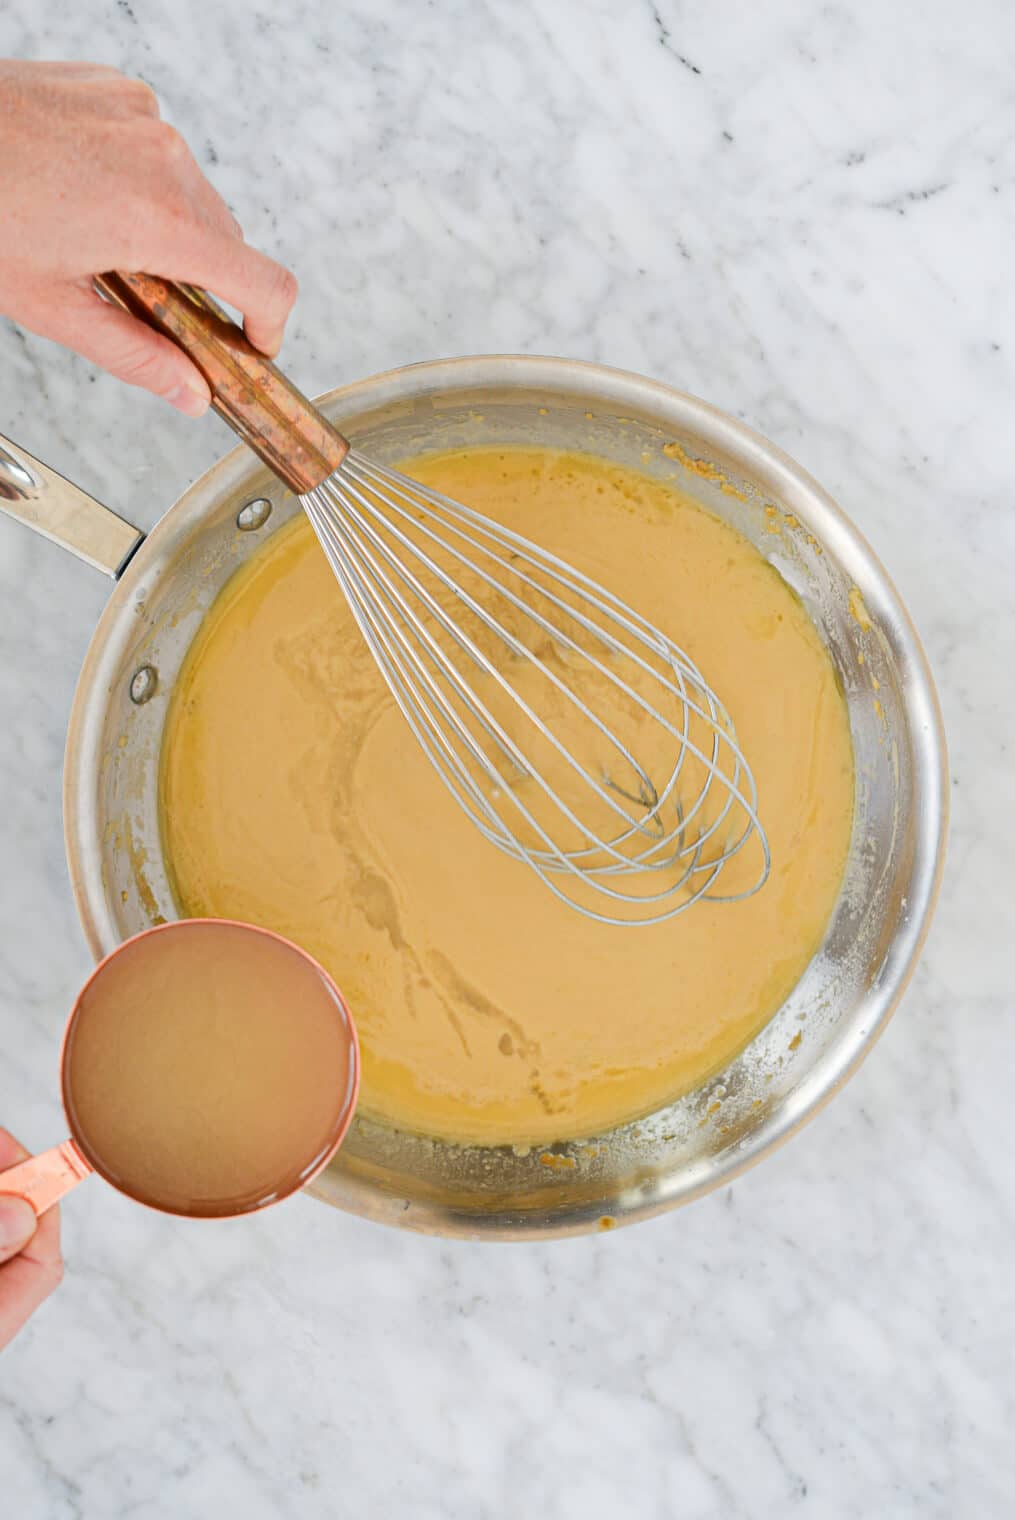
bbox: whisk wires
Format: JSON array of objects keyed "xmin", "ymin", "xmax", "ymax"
[{"xmin": 302, "ymin": 454, "xmax": 770, "ymax": 926}]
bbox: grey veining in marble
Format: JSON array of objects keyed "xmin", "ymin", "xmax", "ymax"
[{"xmin": 1, "ymin": 1, "xmax": 1013, "ymax": 1515}]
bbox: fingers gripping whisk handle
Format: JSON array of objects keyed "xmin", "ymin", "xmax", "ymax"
[{"xmin": 93, "ymin": 272, "xmax": 349, "ymax": 494}]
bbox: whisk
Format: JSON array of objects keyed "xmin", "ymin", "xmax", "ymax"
[{"xmin": 96, "ymin": 273, "xmax": 770, "ymax": 926}]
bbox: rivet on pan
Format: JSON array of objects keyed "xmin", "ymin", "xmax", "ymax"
[
  {"xmin": 237, "ymin": 498, "xmax": 272, "ymax": 531},
  {"xmin": 129, "ymin": 666, "xmax": 158, "ymax": 705}
]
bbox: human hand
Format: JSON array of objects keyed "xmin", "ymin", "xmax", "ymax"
[
  {"xmin": 0, "ymin": 1129, "xmax": 63, "ymax": 1350},
  {"xmin": 0, "ymin": 59, "xmax": 298, "ymax": 416}
]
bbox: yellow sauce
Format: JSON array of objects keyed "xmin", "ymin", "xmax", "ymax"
[{"xmin": 160, "ymin": 448, "xmax": 854, "ymax": 1146}]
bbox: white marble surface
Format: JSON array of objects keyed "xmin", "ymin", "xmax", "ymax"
[{"xmin": 1, "ymin": 0, "xmax": 1013, "ymax": 1514}]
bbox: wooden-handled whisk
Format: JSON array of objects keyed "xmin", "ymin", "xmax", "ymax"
[{"xmin": 97, "ymin": 272, "xmax": 770, "ymax": 926}]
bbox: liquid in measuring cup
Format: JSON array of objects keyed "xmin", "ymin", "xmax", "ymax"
[{"xmin": 62, "ymin": 920, "xmax": 357, "ymax": 1216}]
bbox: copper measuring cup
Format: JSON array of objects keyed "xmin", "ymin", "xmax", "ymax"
[{"xmin": 0, "ymin": 920, "xmax": 361, "ymax": 1220}]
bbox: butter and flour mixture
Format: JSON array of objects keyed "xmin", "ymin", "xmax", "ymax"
[{"xmin": 161, "ymin": 448, "xmax": 854, "ymax": 1145}]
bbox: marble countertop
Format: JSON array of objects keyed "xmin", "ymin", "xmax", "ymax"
[{"xmin": 1, "ymin": 1, "xmax": 1013, "ymax": 1514}]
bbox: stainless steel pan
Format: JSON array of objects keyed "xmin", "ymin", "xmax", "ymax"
[{"xmin": 0, "ymin": 356, "xmax": 948, "ymax": 1239}]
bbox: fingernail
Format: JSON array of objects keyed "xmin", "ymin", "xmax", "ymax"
[
  {"xmin": 167, "ymin": 382, "xmax": 210, "ymax": 418},
  {"xmin": 0, "ymin": 1196, "xmax": 37, "ymax": 1251}
]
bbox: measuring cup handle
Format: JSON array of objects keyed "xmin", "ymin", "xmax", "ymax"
[{"xmin": 0, "ymin": 1140, "xmax": 92, "ymax": 1218}]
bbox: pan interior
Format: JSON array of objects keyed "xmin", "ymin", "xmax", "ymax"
[{"xmin": 64, "ymin": 361, "xmax": 941, "ymax": 1238}]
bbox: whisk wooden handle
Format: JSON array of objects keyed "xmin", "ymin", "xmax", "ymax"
[{"xmin": 94, "ymin": 272, "xmax": 349, "ymax": 494}]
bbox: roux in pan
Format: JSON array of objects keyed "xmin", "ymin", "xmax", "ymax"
[{"xmin": 161, "ymin": 448, "xmax": 853, "ymax": 1146}]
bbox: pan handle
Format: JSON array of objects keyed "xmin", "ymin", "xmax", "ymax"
[{"xmin": 0, "ymin": 432, "xmax": 144, "ymax": 579}]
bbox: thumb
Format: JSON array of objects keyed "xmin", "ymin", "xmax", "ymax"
[
  {"xmin": 0, "ymin": 1196, "xmax": 38, "ymax": 1263},
  {"xmin": 39, "ymin": 285, "xmax": 213, "ymax": 417}
]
